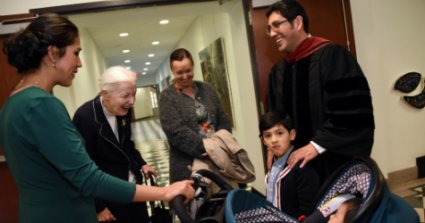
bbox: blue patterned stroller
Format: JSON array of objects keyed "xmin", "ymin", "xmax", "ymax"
[{"xmin": 225, "ymin": 157, "xmax": 419, "ymax": 223}]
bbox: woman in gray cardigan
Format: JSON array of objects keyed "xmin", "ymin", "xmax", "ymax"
[{"xmin": 159, "ymin": 48, "xmax": 232, "ymax": 183}]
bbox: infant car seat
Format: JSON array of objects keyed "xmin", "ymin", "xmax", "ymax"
[{"xmin": 224, "ymin": 157, "xmax": 419, "ymax": 223}]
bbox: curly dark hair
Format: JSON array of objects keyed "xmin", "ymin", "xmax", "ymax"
[{"xmin": 3, "ymin": 13, "xmax": 79, "ymax": 74}]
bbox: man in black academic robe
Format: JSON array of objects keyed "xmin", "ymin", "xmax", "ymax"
[{"xmin": 265, "ymin": 0, "xmax": 375, "ymax": 183}]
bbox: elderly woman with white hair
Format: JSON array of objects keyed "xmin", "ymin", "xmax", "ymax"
[{"xmin": 73, "ymin": 66, "xmax": 157, "ymax": 223}]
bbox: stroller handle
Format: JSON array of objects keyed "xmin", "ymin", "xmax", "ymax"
[
  {"xmin": 172, "ymin": 195, "xmax": 195, "ymax": 223},
  {"xmin": 171, "ymin": 169, "xmax": 233, "ymax": 223}
]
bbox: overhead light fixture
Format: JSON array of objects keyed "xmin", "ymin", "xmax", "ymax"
[
  {"xmin": 159, "ymin": 19, "xmax": 169, "ymax": 25},
  {"xmin": 122, "ymin": 49, "xmax": 130, "ymax": 53},
  {"xmin": 142, "ymin": 72, "xmax": 147, "ymax": 75},
  {"xmin": 148, "ymin": 53, "xmax": 155, "ymax": 58},
  {"xmin": 145, "ymin": 62, "xmax": 151, "ymax": 65},
  {"xmin": 143, "ymin": 68, "xmax": 148, "ymax": 71},
  {"xmin": 152, "ymin": 41, "xmax": 160, "ymax": 45},
  {"xmin": 124, "ymin": 59, "xmax": 131, "ymax": 63},
  {"xmin": 126, "ymin": 66, "xmax": 131, "ymax": 70},
  {"xmin": 119, "ymin": 32, "xmax": 128, "ymax": 37}
]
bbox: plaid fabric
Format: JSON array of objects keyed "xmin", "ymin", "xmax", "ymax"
[
  {"xmin": 317, "ymin": 163, "xmax": 371, "ymax": 208},
  {"xmin": 234, "ymin": 205, "xmax": 298, "ymax": 223}
]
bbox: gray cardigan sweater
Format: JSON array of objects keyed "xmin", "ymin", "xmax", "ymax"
[{"xmin": 159, "ymin": 81, "xmax": 232, "ymax": 182}]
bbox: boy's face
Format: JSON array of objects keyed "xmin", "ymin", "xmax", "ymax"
[
  {"xmin": 328, "ymin": 202, "xmax": 348, "ymax": 223},
  {"xmin": 262, "ymin": 124, "xmax": 296, "ymax": 158}
]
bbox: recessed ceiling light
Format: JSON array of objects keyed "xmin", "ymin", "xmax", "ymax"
[
  {"xmin": 143, "ymin": 68, "xmax": 148, "ymax": 71},
  {"xmin": 119, "ymin": 32, "xmax": 128, "ymax": 37},
  {"xmin": 152, "ymin": 41, "xmax": 160, "ymax": 45},
  {"xmin": 145, "ymin": 62, "xmax": 151, "ymax": 65},
  {"xmin": 124, "ymin": 59, "xmax": 131, "ymax": 63},
  {"xmin": 122, "ymin": 49, "xmax": 130, "ymax": 53},
  {"xmin": 142, "ymin": 72, "xmax": 147, "ymax": 75},
  {"xmin": 159, "ymin": 19, "xmax": 169, "ymax": 25},
  {"xmin": 148, "ymin": 53, "xmax": 155, "ymax": 58}
]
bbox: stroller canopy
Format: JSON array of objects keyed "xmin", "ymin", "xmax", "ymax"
[{"xmin": 225, "ymin": 157, "xmax": 419, "ymax": 223}]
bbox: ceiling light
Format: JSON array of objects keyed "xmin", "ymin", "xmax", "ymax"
[
  {"xmin": 119, "ymin": 32, "xmax": 128, "ymax": 37},
  {"xmin": 159, "ymin": 19, "xmax": 169, "ymax": 25},
  {"xmin": 143, "ymin": 68, "xmax": 148, "ymax": 71},
  {"xmin": 148, "ymin": 53, "xmax": 155, "ymax": 58},
  {"xmin": 142, "ymin": 72, "xmax": 147, "ymax": 75},
  {"xmin": 145, "ymin": 62, "xmax": 151, "ymax": 65},
  {"xmin": 122, "ymin": 49, "xmax": 130, "ymax": 53},
  {"xmin": 152, "ymin": 41, "xmax": 160, "ymax": 45},
  {"xmin": 126, "ymin": 66, "xmax": 131, "ymax": 70},
  {"xmin": 124, "ymin": 59, "xmax": 131, "ymax": 63}
]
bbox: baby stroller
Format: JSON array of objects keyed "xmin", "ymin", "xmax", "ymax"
[
  {"xmin": 225, "ymin": 157, "xmax": 419, "ymax": 223},
  {"xmin": 172, "ymin": 169, "xmax": 234, "ymax": 223}
]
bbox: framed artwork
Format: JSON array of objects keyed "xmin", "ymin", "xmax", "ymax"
[{"xmin": 199, "ymin": 37, "xmax": 235, "ymax": 127}]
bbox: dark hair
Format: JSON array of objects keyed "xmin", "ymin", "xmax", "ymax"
[
  {"xmin": 343, "ymin": 198, "xmax": 362, "ymax": 223},
  {"xmin": 169, "ymin": 48, "xmax": 194, "ymax": 69},
  {"xmin": 266, "ymin": 0, "xmax": 309, "ymax": 33},
  {"xmin": 3, "ymin": 13, "xmax": 79, "ymax": 74},
  {"xmin": 259, "ymin": 110, "xmax": 294, "ymax": 137}
]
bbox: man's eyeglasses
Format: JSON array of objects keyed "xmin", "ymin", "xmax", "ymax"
[{"xmin": 266, "ymin": 20, "xmax": 288, "ymax": 35}]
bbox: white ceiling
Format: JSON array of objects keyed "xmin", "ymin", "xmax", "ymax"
[{"xmin": 68, "ymin": 1, "xmax": 221, "ymax": 86}]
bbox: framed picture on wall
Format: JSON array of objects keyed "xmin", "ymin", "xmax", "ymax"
[{"xmin": 199, "ymin": 37, "xmax": 235, "ymax": 128}]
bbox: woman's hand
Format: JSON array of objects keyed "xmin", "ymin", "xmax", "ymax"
[
  {"xmin": 97, "ymin": 207, "xmax": 116, "ymax": 222},
  {"xmin": 164, "ymin": 180, "xmax": 195, "ymax": 204},
  {"xmin": 133, "ymin": 180, "xmax": 195, "ymax": 203},
  {"xmin": 141, "ymin": 164, "xmax": 157, "ymax": 176}
]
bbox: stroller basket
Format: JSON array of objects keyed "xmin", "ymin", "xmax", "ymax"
[{"xmin": 225, "ymin": 157, "xmax": 419, "ymax": 223}]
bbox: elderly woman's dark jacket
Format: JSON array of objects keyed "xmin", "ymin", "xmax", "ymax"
[{"xmin": 73, "ymin": 95, "xmax": 147, "ymax": 213}]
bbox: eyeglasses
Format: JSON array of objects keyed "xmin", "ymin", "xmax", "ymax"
[{"xmin": 266, "ymin": 19, "xmax": 288, "ymax": 35}]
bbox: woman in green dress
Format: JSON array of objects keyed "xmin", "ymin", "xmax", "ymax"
[{"xmin": 0, "ymin": 13, "xmax": 194, "ymax": 223}]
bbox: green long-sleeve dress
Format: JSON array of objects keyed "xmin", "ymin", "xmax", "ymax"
[{"xmin": 0, "ymin": 87, "xmax": 135, "ymax": 223}]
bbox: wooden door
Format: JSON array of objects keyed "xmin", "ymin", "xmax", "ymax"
[
  {"xmin": 0, "ymin": 34, "xmax": 21, "ymax": 153},
  {"xmin": 0, "ymin": 34, "xmax": 20, "ymax": 223},
  {"xmin": 250, "ymin": 0, "xmax": 356, "ymax": 110}
]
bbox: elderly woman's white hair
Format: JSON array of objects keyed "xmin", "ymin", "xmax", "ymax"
[{"xmin": 99, "ymin": 66, "xmax": 137, "ymax": 91}]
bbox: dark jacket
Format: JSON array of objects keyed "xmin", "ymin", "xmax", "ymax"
[
  {"xmin": 159, "ymin": 81, "xmax": 232, "ymax": 183},
  {"xmin": 267, "ymin": 43, "xmax": 375, "ymax": 182},
  {"xmin": 73, "ymin": 95, "xmax": 149, "ymax": 222},
  {"xmin": 266, "ymin": 161, "xmax": 320, "ymax": 218}
]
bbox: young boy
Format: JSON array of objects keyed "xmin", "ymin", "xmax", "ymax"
[{"xmin": 259, "ymin": 111, "xmax": 320, "ymax": 218}]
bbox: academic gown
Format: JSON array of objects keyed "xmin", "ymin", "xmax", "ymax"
[{"xmin": 267, "ymin": 43, "xmax": 375, "ymax": 183}]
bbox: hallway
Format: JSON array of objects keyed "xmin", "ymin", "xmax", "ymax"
[{"xmin": 131, "ymin": 116, "xmax": 170, "ymax": 187}]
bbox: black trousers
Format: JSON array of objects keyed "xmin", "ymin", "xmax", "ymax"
[{"xmin": 109, "ymin": 202, "xmax": 150, "ymax": 223}]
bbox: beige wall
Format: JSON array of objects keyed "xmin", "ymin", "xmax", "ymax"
[
  {"xmin": 350, "ymin": 0, "xmax": 425, "ymax": 176},
  {"xmin": 53, "ymin": 27, "xmax": 107, "ymax": 118},
  {"xmin": 134, "ymin": 87, "xmax": 155, "ymax": 120}
]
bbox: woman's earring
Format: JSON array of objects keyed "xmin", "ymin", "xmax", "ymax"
[{"xmin": 52, "ymin": 61, "xmax": 56, "ymax": 68}]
